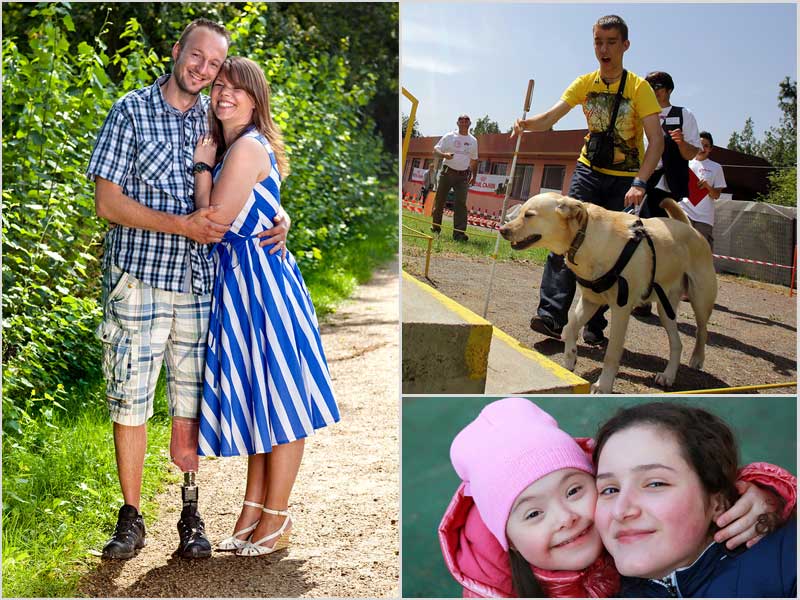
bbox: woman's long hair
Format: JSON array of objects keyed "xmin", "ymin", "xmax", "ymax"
[
  {"xmin": 209, "ymin": 56, "xmax": 290, "ymax": 178},
  {"xmin": 509, "ymin": 549, "xmax": 545, "ymax": 597}
]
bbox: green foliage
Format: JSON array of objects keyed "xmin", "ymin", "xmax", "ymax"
[
  {"xmin": 727, "ymin": 116, "xmax": 761, "ymax": 156},
  {"xmin": 471, "ymin": 115, "xmax": 501, "ymax": 136},
  {"xmin": 2, "ymin": 5, "xmax": 168, "ymax": 429},
  {"xmin": 728, "ymin": 78, "xmax": 796, "ymax": 167},
  {"xmin": 728, "ymin": 78, "xmax": 797, "ymax": 206},
  {"xmin": 757, "ymin": 166, "xmax": 797, "ymax": 207},
  {"xmin": 402, "ymin": 112, "xmax": 422, "ymax": 139},
  {"xmin": 304, "ymin": 189, "xmax": 398, "ymax": 316},
  {"xmin": 2, "ymin": 407, "xmax": 173, "ymax": 598}
]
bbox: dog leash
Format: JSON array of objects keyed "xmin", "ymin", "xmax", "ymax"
[{"xmin": 623, "ymin": 193, "xmax": 646, "ymax": 217}]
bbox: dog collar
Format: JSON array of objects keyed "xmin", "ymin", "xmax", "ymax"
[{"xmin": 566, "ymin": 219, "xmax": 588, "ymax": 264}]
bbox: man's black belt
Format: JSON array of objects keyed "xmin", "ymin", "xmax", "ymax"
[
  {"xmin": 443, "ymin": 165, "xmax": 469, "ymax": 175},
  {"xmin": 574, "ymin": 219, "xmax": 676, "ymax": 320}
]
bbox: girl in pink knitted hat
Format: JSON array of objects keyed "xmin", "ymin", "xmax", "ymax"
[{"xmin": 440, "ymin": 398, "xmax": 796, "ymax": 597}]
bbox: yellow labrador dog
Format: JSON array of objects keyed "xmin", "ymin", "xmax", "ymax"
[{"xmin": 499, "ymin": 192, "xmax": 716, "ymax": 393}]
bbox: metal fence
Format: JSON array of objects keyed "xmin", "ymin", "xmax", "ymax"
[{"xmin": 713, "ymin": 199, "xmax": 796, "ymax": 287}]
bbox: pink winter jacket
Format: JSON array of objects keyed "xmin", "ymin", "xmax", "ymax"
[{"xmin": 439, "ymin": 437, "xmax": 797, "ymax": 598}]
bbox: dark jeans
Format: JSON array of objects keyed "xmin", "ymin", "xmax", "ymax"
[
  {"xmin": 432, "ymin": 167, "xmax": 469, "ymax": 237},
  {"xmin": 537, "ymin": 162, "xmax": 633, "ymax": 333}
]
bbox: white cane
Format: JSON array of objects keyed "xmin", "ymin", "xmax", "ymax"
[{"xmin": 482, "ymin": 79, "xmax": 535, "ymax": 319}]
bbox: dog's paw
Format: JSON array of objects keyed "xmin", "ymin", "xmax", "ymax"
[
  {"xmin": 688, "ymin": 355, "xmax": 704, "ymax": 370},
  {"xmin": 654, "ymin": 372, "xmax": 675, "ymax": 387},
  {"xmin": 563, "ymin": 348, "xmax": 578, "ymax": 371},
  {"xmin": 590, "ymin": 381, "xmax": 612, "ymax": 394}
]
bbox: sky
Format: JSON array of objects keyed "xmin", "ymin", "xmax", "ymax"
[{"xmin": 401, "ymin": 2, "xmax": 797, "ymax": 147}]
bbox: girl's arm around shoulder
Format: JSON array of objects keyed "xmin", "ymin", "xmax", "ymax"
[{"xmin": 210, "ymin": 136, "xmax": 271, "ymax": 224}]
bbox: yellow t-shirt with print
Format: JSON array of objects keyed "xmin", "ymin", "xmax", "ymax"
[{"xmin": 562, "ymin": 69, "xmax": 660, "ymax": 177}]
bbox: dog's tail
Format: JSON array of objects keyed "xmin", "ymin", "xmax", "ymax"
[{"xmin": 660, "ymin": 197, "xmax": 691, "ymax": 225}]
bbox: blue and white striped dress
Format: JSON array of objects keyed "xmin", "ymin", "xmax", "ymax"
[{"xmin": 199, "ymin": 130, "xmax": 340, "ymax": 456}]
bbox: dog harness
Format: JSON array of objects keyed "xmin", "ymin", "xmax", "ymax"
[{"xmin": 572, "ymin": 219, "xmax": 676, "ymax": 320}]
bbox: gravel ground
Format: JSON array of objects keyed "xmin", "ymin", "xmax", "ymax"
[
  {"xmin": 403, "ymin": 250, "xmax": 796, "ymax": 394},
  {"xmin": 79, "ymin": 259, "xmax": 400, "ymax": 597}
]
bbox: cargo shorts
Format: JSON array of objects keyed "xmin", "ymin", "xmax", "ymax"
[{"xmin": 96, "ymin": 264, "xmax": 211, "ymax": 426}]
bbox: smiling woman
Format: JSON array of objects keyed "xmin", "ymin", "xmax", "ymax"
[{"xmin": 593, "ymin": 402, "xmax": 797, "ymax": 597}]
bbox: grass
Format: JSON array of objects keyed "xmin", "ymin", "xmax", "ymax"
[
  {"xmin": 401, "ymin": 208, "xmax": 549, "ymax": 264},
  {"xmin": 1, "ymin": 190, "xmax": 397, "ymax": 598},
  {"xmin": 2, "ymin": 382, "xmax": 174, "ymax": 598},
  {"xmin": 304, "ymin": 190, "xmax": 398, "ymax": 317}
]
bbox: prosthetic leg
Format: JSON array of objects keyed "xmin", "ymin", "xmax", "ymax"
[{"xmin": 171, "ymin": 417, "xmax": 211, "ymax": 558}]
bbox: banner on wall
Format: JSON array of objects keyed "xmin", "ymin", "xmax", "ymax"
[
  {"xmin": 470, "ymin": 173, "xmax": 510, "ymax": 196},
  {"xmin": 411, "ymin": 167, "xmax": 427, "ymax": 183}
]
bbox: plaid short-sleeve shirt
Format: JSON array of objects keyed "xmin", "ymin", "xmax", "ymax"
[{"xmin": 87, "ymin": 74, "xmax": 214, "ymax": 295}]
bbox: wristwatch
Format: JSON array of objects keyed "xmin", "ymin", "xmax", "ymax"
[
  {"xmin": 631, "ymin": 177, "xmax": 647, "ymax": 189},
  {"xmin": 192, "ymin": 162, "xmax": 212, "ymax": 174}
]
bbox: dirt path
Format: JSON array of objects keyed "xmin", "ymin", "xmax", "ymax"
[
  {"xmin": 79, "ymin": 259, "xmax": 399, "ymax": 597},
  {"xmin": 404, "ymin": 251, "xmax": 796, "ymax": 394}
]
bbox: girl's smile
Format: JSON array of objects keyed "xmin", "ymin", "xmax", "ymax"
[{"xmin": 506, "ymin": 468, "xmax": 604, "ymax": 571}]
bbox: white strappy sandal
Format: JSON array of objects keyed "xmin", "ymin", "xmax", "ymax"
[
  {"xmin": 217, "ymin": 500, "xmax": 264, "ymax": 551},
  {"xmin": 236, "ymin": 507, "xmax": 291, "ymax": 556}
]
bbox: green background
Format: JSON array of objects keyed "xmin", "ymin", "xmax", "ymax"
[{"xmin": 401, "ymin": 396, "xmax": 797, "ymax": 598}]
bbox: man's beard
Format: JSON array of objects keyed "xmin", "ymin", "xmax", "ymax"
[{"xmin": 174, "ymin": 68, "xmax": 203, "ymax": 97}]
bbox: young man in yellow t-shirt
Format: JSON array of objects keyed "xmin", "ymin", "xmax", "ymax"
[{"xmin": 511, "ymin": 14, "xmax": 663, "ymax": 346}]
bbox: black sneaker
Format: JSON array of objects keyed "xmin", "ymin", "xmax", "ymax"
[
  {"xmin": 529, "ymin": 316, "xmax": 563, "ymax": 339},
  {"xmin": 453, "ymin": 233, "xmax": 469, "ymax": 242},
  {"xmin": 583, "ymin": 328, "xmax": 608, "ymax": 347},
  {"xmin": 430, "ymin": 225, "xmax": 441, "ymax": 234},
  {"xmin": 176, "ymin": 505, "xmax": 212, "ymax": 559},
  {"xmin": 102, "ymin": 504, "xmax": 146, "ymax": 560}
]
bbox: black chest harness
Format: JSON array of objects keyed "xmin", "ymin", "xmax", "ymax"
[{"xmin": 571, "ymin": 219, "xmax": 676, "ymax": 320}]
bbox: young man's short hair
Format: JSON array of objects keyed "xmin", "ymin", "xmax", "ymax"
[
  {"xmin": 700, "ymin": 131, "xmax": 714, "ymax": 146},
  {"xmin": 177, "ymin": 18, "xmax": 231, "ymax": 49},
  {"xmin": 645, "ymin": 71, "xmax": 675, "ymax": 92},
  {"xmin": 595, "ymin": 14, "xmax": 628, "ymax": 42}
]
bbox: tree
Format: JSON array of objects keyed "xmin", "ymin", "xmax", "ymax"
[
  {"xmin": 728, "ymin": 117, "xmax": 761, "ymax": 156},
  {"xmin": 471, "ymin": 115, "xmax": 501, "ymax": 136},
  {"xmin": 760, "ymin": 77, "xmax": 796, "ymax": 168},
  {"xmin": 402, "ymin": 113, "xmax": 421, "ymax": 139},
  {"xmin": 757, "ymin": 166, "xmax": 796, "ymax": 207},
  {"xmin": 729, "ymin": 78, "xmax": 796, "ymax": 166},
  {"xmin": 728, "ymin": 78, "xmax": 797, "ymax": 206}
]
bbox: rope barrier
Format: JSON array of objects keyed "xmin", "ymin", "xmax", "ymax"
[{"xmin": 713, "ymin": 254, "xmax": 794, "ymax": 269}]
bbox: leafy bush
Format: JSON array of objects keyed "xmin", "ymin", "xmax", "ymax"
[
  {"xmin": 757, "ymin": 166, "xmax": 797, "ymax": 207},
  {"xmin": 2, "ymin": 5, "xmax": 168, "ymax": 428}
]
